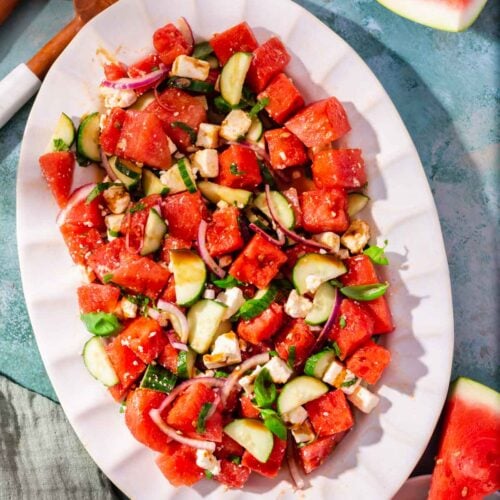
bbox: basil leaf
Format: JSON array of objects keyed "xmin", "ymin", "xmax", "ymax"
[
  {"xmin": 53, "ymin": 138, "xmax": 69, "ymax": 152},
  {"xmin": 196, "ymin": 402, "xmax": 213, "ymax": 434},
  {"xmin": 287, "ymin": 346, "xmax": 296, "ymax": 368},
  {"xmin": 214, "ymin": 370, "xmax": 228, "ymax": 378},
  {"xmin": 258, "ymin": 159, "xmax": 276, "ymax": 188},
  {"xmin": 254, "ymin": 368, "xmax": 277, "ymax": 408},
  {"xmin": 363, "ymin": 241, "xmax": 389, "ymax": 265},
  {"xmin": 260, "ymin": 409, "xmax": 287, "ymax": 440},
  {"xmin": 237, "ymin": 287, "xmax": 278, "ymax": 320},
  {"xmin": 171, "ymin": 121, "xmax": 196, "ymax": 143},
  {"xmin": 340, "ymin": 282, "xmax": 389, "ymax": 301},
  {"xmin": 229, "ymin": 455, "xmax": 241, "ymax": 465},
  {"xmin": 80, "ymin": 312, "xmax": 121, "ymax": 336},
  {"xmin": 129, "ymin": 202, "xmax": 145, "ymax": 213},
  {"xmin": 248, "ymin": 97, "xmax": 269, "ymax": 118},
  {"xmin": 212, "ymin": 275, "xmax": 244, "ymax": 288},
  {"xmin": 268, "ymin": 350, "xmax": 278, "ymax": 358},
  {"xmin": 341, "ymin": 377, "xmax": 358, "ymax": 388},
  {"xmin": 102, "ymin": 273, "xmax": 114, "ymax": 284},
  {"xmin": 229, "ymin": 162, "xmax": 245, "ymax": 176},
  {"xmin": 204, "ymin": 471, "xmax": 214, "ymax": 479}
]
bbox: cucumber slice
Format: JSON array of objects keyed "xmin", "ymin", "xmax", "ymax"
[
  {"xmin": 246, "ymin": 117, "xmax": 263, "ymax": 143},
  {"xmin": 198, "ymin": 181, "xmax": 252, "ymax": 207},
  {"xmin": 108, "ymin": 157, "xmax": 142, "ymax": 189},
  {"xmin": 168, "ymin": 77, "xmax": 214, "ymax": 94},
  {"xmin": 305, "ymin": 282, "xmax": 338, "ymax": 325},
  {"xmin": 347, "ymin": 192, "xmax": 370, "ymax": 217},
  {"xmin": 187, "ymin": 299, "xmax": 227, "ymax": 354},
  {"xmin": 130, "ymin": 91, "xmax": 155, "ymax": 111},
  {"xmin": 48, "ymin": 112, "xmax": 75, "ymax": 152},
  {"xmin": 177, "ymin": 348, "xmax": 197, "ymax": 379},
  {"xmin": 170, "ymin": 250, "xmax": 207, "ymax": 306},
  {"xmin": 304, "ymin": 350, "xmax": 336, "ymax": 379},
  {"xmin": 292, "ymin": 253, "xmax": 347, "ymax": 295},
  {"xmin": 160, "ymin": 159, "xmax": 196, "ymax": 194},
  {"xmin": 82, "ymin": 337, "xmax": 119, "ymax": 387},
  {"xmin": 142, "ymin": 169, "xmax": 169, "ymax": 196},
  {"xmin": 254, "ymin": 191, "xmax": 295, "ymax": 229},
  {"xmin": 238, "ymin": 287, "xmax": 277, "ymax": 320},
  {"xmin": 140, "ymin": 364, "xmax": 177, "ymax": 393},
  {"xmin": 220, "ymin": 52, "xmax": 252, "ymax": 106},
  {"xmin": 77, "ymin": 112, "xmax": 101, "ymax": 162},
  {"xmin": 277, "ymin": 376, "xmax": 328, "ymax": 415},
  {"xmin": 177, "ymin": 157, "xmax": 197, "ymax": 193},
  {"xmin": 224, "ymin": 419, "xmax": 274, "ymax": 463},
  {"xmin": 140, "ymin": 208, "xmax": 167, "ymax": 256}
]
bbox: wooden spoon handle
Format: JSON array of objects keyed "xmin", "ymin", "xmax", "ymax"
[
  {"xmin": 0, "ymin": 0, "xmax": 20, "ymax": 25},
  {"xmin": 27, "ymin": 16, "xmax": 84, "ymax": 79}
]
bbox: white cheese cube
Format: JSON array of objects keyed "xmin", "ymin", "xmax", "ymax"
[
  {"xmin": 263, "ymin": 356, "xmax": 293, "ymax": 384},
  {"xmin": 167, "ymin": 136, "xmax": 177, "ymax": 155},
  {"xmin": 195, "ymin": 449, "xmax": 221, "ymax": 476},
  {"xmin": 171, "ymin": 55, "xmax": 210, "ymax": 81},
  {"xmin": 105, "ymin": 213, "xmax": 124, "ymax": 233},
  {"xmin": 120, "ymin": 297, "xmax": 138, "ymax": 319},
  {"xmin": 103, "ymin": 184, "xmax": 130, "ymax": 214},
  {"xmin": 203, "ymin": 332, "xmax": 241, "ymax": 369},
  {"xmin": 291, "ymin": 421, "xmax": 315, "ymax": 444},
  {"xmin": 348, "ymin": 386, "xmax": 380, "ymax": 414},
  {"xmin": 305, "ymin": 274, "xmax": 324, "ymax": 294},
  {"xmin": 216, "ymin": 287, "xmax": 245, "ymax": 320},
  {"xmin": 282, "ymin": 405, "xmax": 308, "ymax": 425},
  {"xmin": 160, "ymin": 160, "xmax": 196, "ymax": 194},
  {"xmin": 216, "ymin": 200, "xmax": 229, "ymax": 209},
  {"xmin": 196, "ymin": 123, "xmax": 220, "ymax": 149},
  {"xmin": 284, "ymin": 290, "xmax": 313, "ymax": 318},
  {"xmin": 99, "ymin": 86, "xmax": 137, "ymax": 109},
  {"xmin": 220, "ymin": 110, "xmax": 252, "ymax": 142},
  {"xmin": 238, "ymin": 365, "xmax": 262, "ymax": 395},
  {"xmin": 192, "ymin": 149, "xmax": 219, "ymax": 178},
  {"xmin": 340, "ymin": 369, "xmax": 361, "ymax": 395},
  {"xmin": 203, "ymin": 289, "xmax": 216, "ymax": 300},
  {"xmin": 322, "ymin": 360, "xmax": 345, "ymax": 387},
  {"xmin": 312, "ymin": 232, "xmax": 340, "ymax": 253},
  {"xmin": 340, "ymin": 220, "xmax": 371, "ymax": 255}
]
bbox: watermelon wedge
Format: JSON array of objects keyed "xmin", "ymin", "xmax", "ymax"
[
  {"xmin": 429, "ymin": 377, "xmax": 500, "ymax": 499},
  {"xmin": 376, "ymin": 0, "xmax": 489, "ymax": 32}
]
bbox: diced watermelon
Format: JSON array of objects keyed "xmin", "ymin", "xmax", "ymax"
[
  {"xmin": 429, "ymin": 378, "xmax": 500, "ymax": 499},
  {"xmin": 246, "ymin": 37, "xmax": 290, "ymax": 93},
  {"xmin": 215, "ymin": 433, "xmax": 245, "ymax": 460},
  {"xmin": 285, "ymin": 97, "xmax": 351, "ymax": 148},
  {"xmin": 161, "ymin": 236, "xmax": 192, "ymax": 264},
  {"xmin": 237, "ymin": 302, "xmax": 284, "ymax": 345},
  {"xmin": 115, "ymin": 110, "xmax": 172, "ymax": 169},
  {"xmin": 258, "ymin": 73, "xmax": 304, "ymax": 124},
  {"xmin": 39, "ymin": 151, "xmax": 75, "ymax": 208},
  {"xmin": 329, "ymin": 299, "xmax": 374, "ymax": 360},
  {"xmin": 300, "ymin": 188, "xmax": 349, "ymax": 233},
  {"xmin": 299, "ymin": 433, "xmax": 345, "ymax": 473},
  {"xmin": 341, "ymin": 255, "xmax": 394, "ymax": 334},
  {"xmin": 165, "ymin": 382, "xmax": 223, "ymax": 442},
  {"xmin": 312, "ymin": 149, "xmax": 367, "ymax": 190},
  {"xmin": 156, "ymin": 441, "xmax": 205, "ymax": 487},
  {"xmin": 111, "ymin": 257, "xmax": 170, "ymax": 300},
  {"xmin": 60, "ymin": 224, "xmax": 104, "ymax": 265},
  {"xmin": 108, "ymin": 382, "xmax": 129, "ymax": 402},
  {"xmin": 127, "ymin": 54, "xmax": 162, "ymax": 95},
  {"xmin": 100, "ymin": 108, "xmax": 127, "ymax": 155},
  {"xmin": 87, "ymin": 238, "xmax": 138, "ymax": 282},
  {"xmin": 125, "ymin": 388, "xmax": 171, "ymax": 452},
  {"xmin": 305, "ymin": 390, "xmax": 354, "ymax": 437},
  {"xmin": 239, "ymin": 395, "xmax": 261, "ymax": 419},
  {"xmin": 242, "ymin": 436, "xmax": 287, "ymax": 477},
  {"xmin": 160, "ymin": 275, "xmax": 177, "ymax": 303},
  {"xmin": 283, "ymin": 243, "xmax": 320, "ymax": 273},
  {"xmin": 106, "ymin": 334, "xmax": 146, "ymax": 389},
  {"xmin": 346, "ymin": 341, "xmax": 391, "ymax": 385},
  {"xmin": 264, "ymin": 128, "xmax": 308, "ymax": 170},
  {"xmin": 153, "ymin": 23, "xmax": 192, "ymax": 65},
  {"xmin": 216, "ymin": 460, "xmax": 252, "ymax": 489},
  {"xmin": 274, "ymin": 319, "xmax": 316, "ymax": 369},
  {"xmin": 161, "ymin": 191, "xmax": 208, "ymax": 241},
  {"xmin": 60, "ymin": 188, "xmax": 105, "ymax": 230},
  {"xmin": 104, "ymin": 62, "xmax": 128, "ymax": 81},
  {"xmin": 77, "ymin": 283, "xmax": 120, "ymax": 313},
  {"xmin": 146, "ymin": 88, "xmax": 207, "ymax": 151},
  {"xmin": 206, "ymin": 206, "xmax": 244, "ymax": 257},
  {"xmin": 120, "ymin": 317, "xmax": 166, "ymax": 364},
  {"xmin": 229, "ymin": 234, "xmax": 287, "ymax": 289},
  {"xmin": 217, "ymin": 144, "xmax": 262, "ymax": 190},
  {"xmin": 158, "ymin": 342, "xmax": 180, "ymax": 375},
  {"xmin": 209, "ymin": 22, "xmax": 258, "ymax": 65}
]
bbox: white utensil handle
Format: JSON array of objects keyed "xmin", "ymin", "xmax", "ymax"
[{"xmin": 0, "ymin": 64, "xmax": 41, "ymax": 129}]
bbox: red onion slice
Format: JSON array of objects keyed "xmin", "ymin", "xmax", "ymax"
[
  {"xmin": 287, "ymin": 437, "xmax": 305, "ymax": 490},
  {"xmin": 157, "ymin": 300, "xmax": 189, "ymax": 344},
  {"xmin": 249, "ymin": 222, "xmax": 285, "ymax": 246},
  {"xmin": 176, "ymin": 17, "xmax": 194, "ymax": 48},
  {"xmin": 265, "ymin": 185, "xmax": 331, "ymax": 250},
  {"xmin": 56, "ymin": 183, "xmax": 96, "ymax": 227},
  {"xmin": 100, "ymin": 150, "xmax": 117, "ymax": 181},
  {"xmin": 167, "ymin": 331, "xmax": 189, "ymax": 352},
  {"xmin": 101, "ymin": 64, "xmax": 168, "ymax": 90},
  {"xmin": 149, "ymin": 409, "xmax": 216, "ymax": 451},
  {"xmin": 221, "ymin": 352, "xmax": 270, "ymax": 407},
  {"xmin": 198, "ymin": 220, "xmax": 226, "ymax": 278},
  {"xmin": 205, "ymin": 393, "xmax": 220, "ymax": 419}
]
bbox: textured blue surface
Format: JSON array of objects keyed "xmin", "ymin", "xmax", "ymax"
[{"xmin": 0, "ymin": 0, "xmax": 498, "ymax": 406}]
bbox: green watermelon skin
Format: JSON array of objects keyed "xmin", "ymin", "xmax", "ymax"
[{"xmin": 429, "ymin": 377, "xmax": 500, "ymax": 499}]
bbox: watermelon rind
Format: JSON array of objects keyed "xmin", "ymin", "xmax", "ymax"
[
  {"xmin": 450, "ymin": 377, "xmax": 500, "ymax": 411},
  {"xmin": 375, "ymin": 0, "xmax": 489, "ymax": 32}
]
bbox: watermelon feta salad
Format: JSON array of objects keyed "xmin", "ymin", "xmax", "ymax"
[{"xmin": 38, "ymin": 18, "xmax": 395, "ymax": 490}]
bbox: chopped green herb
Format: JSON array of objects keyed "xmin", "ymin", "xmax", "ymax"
[
  {"xmin": 214, "ymin": 370, "xmax": 228, "ymax": 378},
  {"xmin": 204, "ymin": 471, "xmax": 214, "ymax": 480},
  {"xmin": 341, "ymin": 377, "xmax": 358, "ymax": 388},
  {"xmin": 331, "ymin": 341, "xmax": 342, "ymax": 358},
  {"xmin": 108, "ymin": 229, "xmax": 120, "ymax": 237},
  {"xmin": 212, "ymin": 275, "xmax": 244, "ymax": 288},
  {"xmin": 196, "ymin": 403, "xmax": 213, "ymax": 434},
  {"xmin": 237, "ymin": 286, "xmax": 278, "ymax": 320},
  {"xmin": 268, "ymin": 350, "xmax": 278, "ymax": 357},
  {"xmin": 258, "ymin": 159, "xmax": 276, "ymax": 188},
  {"xmin": 229, "ymin": 162, "xmax": 245, "ymax": 176},
  {"xmin": 80, "ymin": 312, "xmax": 121, "ymax": 336},
  {"xmin": 254, "ymin": 368, "xmax": 277, "ymax": 408},
  {"xmin": 129, "ymin": 202, "xmax": 145, "ymax": 213},
  {"xmin": 260, "ymin": 408, "xmax": 287, "ymax": 440},
  {"xmin": 171, "ymin": 121, "xmax": 197, "ymax": 143},
  {"xmin": 248, "ymin": 97, "xmax": 269, "ymax": 118},
  {"xmin": 340, "ymin": 282, "xmax": 389, "ymax": 301},
  {"xmin": 86, "ymin": 182, "xmax": 117, "ymax": 204},
  {"xmin": 119, "ymin": 400, "xmax": 127, "ymax": 413},
  {"xmin": 126, "ymin": 294, "xmax": 150, "ymax": 316},
  {"xmin": 103, "ymin": 273, "xmax": 114, "ymax": 284},
  {"xmin": 229, "ymin": 455, "xmax": 241, "ymax": 465},
  {"xmin": 339, "ymin": 315, "xmax": 347, "ymax": 328},
  {"xmin": 329, "ymin": 279, "xmax": 343, "ymax": 288},
  {"xmin": 287, "ymin": 346, "xmax": 296, "ymax": 368},
  {"xmin": 53, "ymin": 138, "xmax": 69, "ymax": 152},
  {"xmin": 363, "ymin": 241, "xmax": 389, "ymax": 265}
]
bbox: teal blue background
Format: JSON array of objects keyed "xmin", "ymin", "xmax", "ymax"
[{"xmin": 0, "ymin": 0, "xmax": 498, "ymax": 406}]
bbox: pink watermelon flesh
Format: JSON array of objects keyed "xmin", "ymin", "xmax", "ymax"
[
  {"xmin": 376, "ymin": 0, "xmax": 489, "ymax": 32},
  {"xmin": 429, "ymin": 377, "xmax": 500, "ymax": 499}
]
